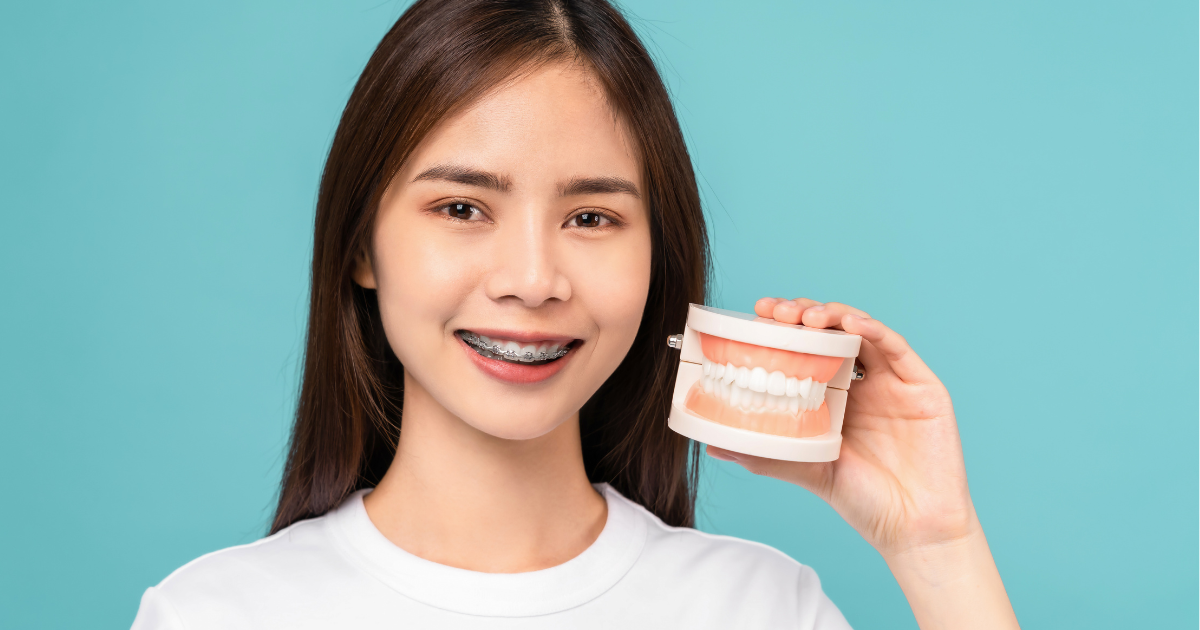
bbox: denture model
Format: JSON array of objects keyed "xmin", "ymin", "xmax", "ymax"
[{"xmin": 667, "ymin": 304, "xmax": 862, "ymax": 462}]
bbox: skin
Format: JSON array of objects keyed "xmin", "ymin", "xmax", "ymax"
[
  {"xmin": 354, "ymin": 61, "xmax": 1018, "ymax": 628},
  {"xmin": 356, "ymin": 62, "xmax": 648, "ymax": 573},
  {"xmin": 712, "ymin": 297, "xmax": 1020, "ymax": 629}
]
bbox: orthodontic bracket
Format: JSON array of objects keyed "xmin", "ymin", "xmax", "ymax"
[{"xmin": 460, "ymin": 331, "xmax": 572, "ymax": 363}]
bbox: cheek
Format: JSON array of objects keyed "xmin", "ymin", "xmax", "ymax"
[
  {"xmin": 568, "ymin": 230, "xmax": 653, "ymax": 350},
  {"xmin": 372, "ymin": 216, "xmax": 481, "ymax": 351}
]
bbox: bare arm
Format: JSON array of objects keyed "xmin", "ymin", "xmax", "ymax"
[{"xmin": 707, "ymin": 298, "xmax": 1018, "ymax": 629}]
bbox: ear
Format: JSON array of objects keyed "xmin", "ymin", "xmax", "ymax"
[{"xmin": 352, "ymin": 250, "xmax": 377, "ymax": 289}]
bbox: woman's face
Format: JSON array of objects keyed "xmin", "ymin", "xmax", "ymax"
[{"xmin": 358, "ymin": 63, "xmax": 651, "ymax": 440}]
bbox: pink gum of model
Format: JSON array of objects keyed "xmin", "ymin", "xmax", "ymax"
[
  {"xmin": 682, "ymin": 333, "xmax": 842, "ymax": 438},
  {"xmin": 684, "ymin": 388, "xmax": 830, "ymax": 438},
  {"xmin": 698, "ymin": 333, "xmax": 842, "ymax": 382}
]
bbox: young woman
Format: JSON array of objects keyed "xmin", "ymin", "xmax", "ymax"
[{"xmin": 132, "ymin": 1, "xmax": 1019, "ymax": 628}]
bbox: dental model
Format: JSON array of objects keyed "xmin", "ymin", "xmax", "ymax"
[{"xmin": 667, "ymin": 304, "xmax": 862, "ymax": 462}]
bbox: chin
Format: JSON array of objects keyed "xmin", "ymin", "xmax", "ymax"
[{"xmin": 455, "ymin": 402, "xmax": 576, "ymax": 441}]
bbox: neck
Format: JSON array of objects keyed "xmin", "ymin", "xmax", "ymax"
[{"xmin": 363, "ymin": 371, "xmax": 607, "ymax": 573}]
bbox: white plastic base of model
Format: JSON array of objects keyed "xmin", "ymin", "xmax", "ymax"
[
  {"xmin": 669, "ymin": 406, "xmax": 843, "ymax": 462},
  {"xmin": 685, "ymin": 304, "xmax": 861, "ymax": 357},
  {"xmin": 669, "ymin": 361, "xmax": 847, "ymax": 462}
]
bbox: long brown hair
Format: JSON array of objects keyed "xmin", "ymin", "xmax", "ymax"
[{"xmin": 271, "ymin": 0, "xmax": 708, "ymax": 534}]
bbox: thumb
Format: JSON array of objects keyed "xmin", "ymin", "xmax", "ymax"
[{"xmin": 706, "ymin": 445, "xmax": 834, "ymax": 501}]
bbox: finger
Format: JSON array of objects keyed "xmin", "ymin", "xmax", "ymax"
[
  {"xmin": 706, "ymin": 445, "xmax": 738, "ymax": 461},
  {"xmin": 840, "ymin": 314, "xmax": 936, "ymax": 384},
  {"xmin": 754, "ymin": 297, "xmax": 783, "ymax": 317},
  {"xmin": 708, "ymin": 445, "xmax": 833, "ymax": 500},
  {"xmin": 772, "ymin": 297, "xmax": 822, "ymax": 324},
  {"xmin": 849, "ymin": 331, "xmax": 897, "ymax": 379},
  {"xmin": 800, "ymin": 302, "xmax": 870, "ymax": 330}
]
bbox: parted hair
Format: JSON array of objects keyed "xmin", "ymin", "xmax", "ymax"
[{"xmin": 271, "ymin": 0, "xmax": 709, "ymax": 534}]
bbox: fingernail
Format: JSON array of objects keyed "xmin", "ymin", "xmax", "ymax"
[
  {"xmin": 847, "ymin": 313, "xmax": 864, "ymax": 320},
  {"xmin": 808, "ymin": 305, "xmax": 825, "ymax": 312}
]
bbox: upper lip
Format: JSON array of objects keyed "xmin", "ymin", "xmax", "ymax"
[{"xmin": 458, "ymin": 328, "xmax": 579, "ymax": 345}]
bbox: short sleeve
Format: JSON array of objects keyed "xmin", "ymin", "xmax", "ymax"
[
  {"xmin": 797, "ymin": 564, "xmax": 853, "ymax": 630},
  {"xmin": 130, "ymin": 587, "xmax": 187, "ymax": 630}
]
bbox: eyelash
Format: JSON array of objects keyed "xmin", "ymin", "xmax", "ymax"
[
  {"xmin": 432, "ymin": 201, "xmax": 489, "ymax": 223},
  {"xmin": 566, "ymin": 210, "xmax": 621, "ymax": 229},
  {"xmin": 432, "ymin": 201, "xmax": 622, "ymax": 230}
]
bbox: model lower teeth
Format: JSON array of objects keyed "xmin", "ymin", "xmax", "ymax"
[{"xmin": 459, "ymin": 331, "xmax": 571, "ymax": 363}]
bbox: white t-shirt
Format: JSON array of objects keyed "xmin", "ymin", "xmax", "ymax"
[{"xmin": 131, "ymin": 484, "xmax": 851, "ymax": 629}]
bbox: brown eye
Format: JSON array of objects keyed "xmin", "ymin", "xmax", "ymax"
[
  {"xmin": 572, "ymin": 212, "xmax": 609, "ymax": 228},
  {"xmin": 440, "ymin": 203, "xmax": 483, "ymax": 221}
]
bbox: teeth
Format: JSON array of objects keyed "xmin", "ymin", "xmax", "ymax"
[
  {"xmin": 695, "ymin": 366, "xmax": 828, "ymax": 416},
  {"xmin": 749, "ymin": 367, "xmax": 768, "ymax": 392},
  {"xmin": 735, "ymin": 366, "xmax": 750, "ymax": 388},
  {"xmin": 767, "ymin": 371, "xmax": 786, "ymax": 396},
  {"xmin": 722, "ymin": 363, "xmax": 736, "ymax": 385},
  {"xmin": 461, "ymin": 332, "xmax": 571, "ymax": 363}
]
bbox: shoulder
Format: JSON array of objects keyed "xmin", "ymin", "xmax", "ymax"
[
  {"xmin": 609, "ymin": 487, "xmax": 807, "ymax": 581},
  {"xmin": 605, "ymin": 487, "xmax": 850, "ymax": 629},
  {"xmin": 131, "ymin": 511, "xmax": 359, "ymax": 630},
  {"xmin": 156, "ymin": 513, "xmax": 343, "ymax": 594}
]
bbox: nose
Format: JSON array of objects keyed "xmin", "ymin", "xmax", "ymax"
[{"xmin": 483, "ymin": 214, "xmax": 572, "ymax": 308}]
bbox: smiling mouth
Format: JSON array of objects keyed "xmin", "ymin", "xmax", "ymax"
[{"xmin": 457, "ymin": 330, "xmax": 576, "ymax": 365}]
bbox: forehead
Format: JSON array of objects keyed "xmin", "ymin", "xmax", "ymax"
[{"xmin": 407, "ymin": 62, "xmax": 641, "ymax": 183}]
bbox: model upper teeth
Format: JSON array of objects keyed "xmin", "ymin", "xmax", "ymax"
[
  {"xmin": 460, "ymin": 331, "xmax": 570, "ymax": 363},
  {"xmin": 700, "ymin": 356, "xmax": 827, "ymax": 412}
]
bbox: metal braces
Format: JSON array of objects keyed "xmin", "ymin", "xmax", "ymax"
[{"xmin": 460, "ymin": 331, "xmax": 572, "ymax": 363}]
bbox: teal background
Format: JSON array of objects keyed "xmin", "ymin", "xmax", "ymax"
[{"xmin": 1, "ymin": 1, "xmax": 1195, "ymax": 627}]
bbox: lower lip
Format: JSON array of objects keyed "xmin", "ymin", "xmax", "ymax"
[{"xmin": 457, "ymin": 335, "xmax": 576, "ymax": 384}]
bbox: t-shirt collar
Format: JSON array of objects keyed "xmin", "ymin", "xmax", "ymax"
[{"xmin": 328, "ymin": 483, "xmax": 647, "ymax": 617}]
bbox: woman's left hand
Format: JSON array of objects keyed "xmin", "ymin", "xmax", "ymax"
[
  {"xmin": 708, "ymin": 298, "xmax": 1019, "ymax": 629},
  {"xmin": 707, "ymin": 297, "xmax": 975, "ymax": 556}
]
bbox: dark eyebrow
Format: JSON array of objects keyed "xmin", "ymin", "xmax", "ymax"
[
  {"xmin": 412, "ymin": 164, "xmax": 513, "ymax": 193},
  {"xmin": 558, "ymin": 176, "xmax": 641, "ymax": 199}
]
